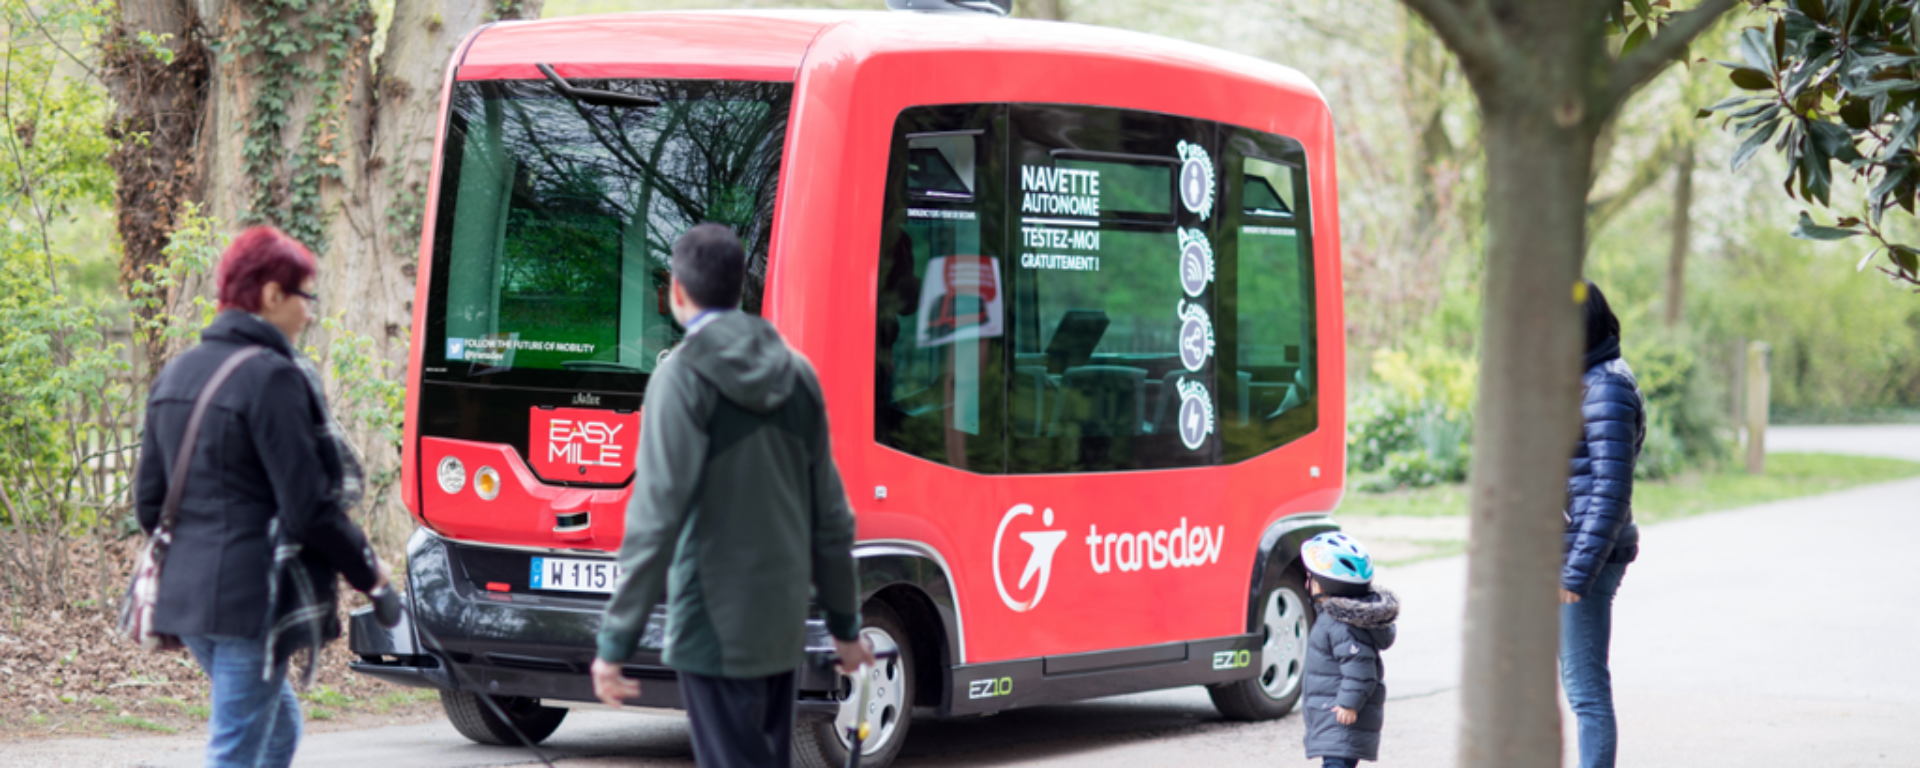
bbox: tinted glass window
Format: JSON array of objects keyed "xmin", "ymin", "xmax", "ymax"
[
  {"xmin": 1220, "ymin": 134, "xmax": 1317, "ymax": 461},
  {"xmin": 1007, "ymin": 105, "xmax": 1219, "ymax": 472},
  {"xmin": 873, "ymin": 104, "xmax": 1318, "ymax": 473},
  {"xmin": 876, "ymin": 107, "xmax": 1007, "ymax": 472},
  {"xmin": 423, "ymin": 79, "xmax": 791, "ymax": 390}
]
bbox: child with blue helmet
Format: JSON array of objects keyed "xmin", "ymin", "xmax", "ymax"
[{"xmin": 1299, "ymin": 532, "xmax": 1399, "ymax": 768}]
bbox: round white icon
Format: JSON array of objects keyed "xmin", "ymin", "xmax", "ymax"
[
  {"xmin": 1177, "ymin": 140, "xmax": 1215, "ymax": 218},
  {"xmin": 1176, "ymin": 378, "xmax": 1215, "ymax": 451},
  {"xmin": 1178, "ymin": 300, "xmax": 1214, "ymax": 372},
  {"xmin": 1177, "ymin": 227, "xmax": 1214, "ymax": 298}
]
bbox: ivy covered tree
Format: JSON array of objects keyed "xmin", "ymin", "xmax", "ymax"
[
  {"xmin": 1708, "ymin": 0, "xmax": 1920, "ymax": 290},
  {"xmin": 103, "ymin": 0, "xmax": 545, "ymax": 543}
]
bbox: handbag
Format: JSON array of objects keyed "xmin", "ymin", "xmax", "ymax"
[{"xmin": 119, "ymin": 346, "xmax": 267, "ymax": 651}]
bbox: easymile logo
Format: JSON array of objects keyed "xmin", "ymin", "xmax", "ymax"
[
  {"xmin": 1212, "ymin": 650, "xmax": 1252, "ymax": 670},
  {"xmin": 1084, "ymin": 517, "xmax": 1224, "ymax": 574},
  {"xmin": 547, "ymin": 419, "xmax": 626, "ymax": 467}
]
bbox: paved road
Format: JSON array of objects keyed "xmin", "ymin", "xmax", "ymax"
[
  {"xmin": 15, "ymin": 426, "xmax": 1917, "ymax": 767},
  {"xmin": 1766, "ymin": 423, "xmax": 1920, "ymax": 461}
]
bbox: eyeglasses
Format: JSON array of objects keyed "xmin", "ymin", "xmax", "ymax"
[{"xmin": 291, "ymin": 288, "xmax": 319, "ymax": 304}]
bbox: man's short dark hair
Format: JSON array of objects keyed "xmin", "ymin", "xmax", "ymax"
[{"xmin": 672, "ymin": 223, "xmax": 746, "ymax": 309}]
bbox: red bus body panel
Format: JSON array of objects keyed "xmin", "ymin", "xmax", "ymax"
[{"xmin": 402, "ymin": 11, "xmax": 1345, "ymax": 667}]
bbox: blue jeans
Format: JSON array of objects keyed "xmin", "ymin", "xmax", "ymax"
[
  {"xmin": 181, "ymin": 635, "xmax": 301, "ymax": 768},
  {"xmin": 1560, "ymin": 561, "xmax": 1627, "ymax": 768}
]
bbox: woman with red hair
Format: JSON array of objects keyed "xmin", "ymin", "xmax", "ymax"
[{"xmin": 134, "ymin": 226, "xmax": 391, "ymax": 767}]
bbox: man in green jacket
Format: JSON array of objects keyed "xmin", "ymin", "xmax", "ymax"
[{"xmin": 591, "ymin": 224, "xmax": 872, "ymax": 766}]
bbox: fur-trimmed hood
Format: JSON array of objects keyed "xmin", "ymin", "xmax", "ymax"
[{"xmin": 1317, "ymin": 589, "xmax": 1398, "ymax": 650}]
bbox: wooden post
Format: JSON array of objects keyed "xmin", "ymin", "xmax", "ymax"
[
  {"xmin": 1745, "ymin": 341, "xmax": 1771, "ymax": 474},
  {"xmin": 1729, "ymin": 336, "xmax": 1747, "ymax": 426}
]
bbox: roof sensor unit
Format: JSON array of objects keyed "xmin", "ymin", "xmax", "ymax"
[{"xmin": 886, "ymin": 0, "xmax": 1012, "ymax": 16}]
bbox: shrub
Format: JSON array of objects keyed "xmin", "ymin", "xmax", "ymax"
[{"xmin": 1348, "ymin": 345, "xmax": 1476, "ymax": 490}]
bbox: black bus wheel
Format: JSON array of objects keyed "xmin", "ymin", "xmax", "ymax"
[
  {"xmin": 794, "ymin": 601, "xmax": 915, "ymax": 768},
  {"xmin": 1208, "ymin": 578, "xmax": 1312, "ymax": 720},
  {"xmin": 439, "ymin": 690, "xmax": 568, "ymax": 745}
]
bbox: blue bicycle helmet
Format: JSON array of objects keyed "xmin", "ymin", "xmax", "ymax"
[{"xmin": 1301, "ymin": 532, "xmax": 1374, "ymax": 597}]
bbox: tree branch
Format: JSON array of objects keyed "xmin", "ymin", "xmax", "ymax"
[
  {"xmin": 1398, "ymin": 0, "xmax": 1501, "ymax": 76},
  {"xmin": 1608, "ymin": 0, "xmax": 1741, "ymax": 109},
  {"xmin": 1588, "ymin": 135, "xmax": 1680, "ymax": 234}
]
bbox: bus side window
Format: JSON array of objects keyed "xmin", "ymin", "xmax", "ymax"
[
  {"xmin": 875, "ymin": 107, "xmax": 1007, "ymax": 473},
  {"xmin": 1219, "ymin": 131, "xmax": 1318, "ymax": 462},
  {"xmin": 1005, "ymin": 104, "xmax": 1218, "ymax": 473}
]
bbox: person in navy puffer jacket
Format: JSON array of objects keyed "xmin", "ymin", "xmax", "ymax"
[{"xmin": 1560, "ymin": 280, "xmax": 1643, "ymax": 768}]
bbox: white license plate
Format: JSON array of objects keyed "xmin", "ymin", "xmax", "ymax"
[{"xmin": 529, "ymin": 557, "xmax": 622, "ymax": 593}]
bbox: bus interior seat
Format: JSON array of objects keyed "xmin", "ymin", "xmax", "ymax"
[
  {"xmin": 1054, "ymin": 365, "xmax": 1147, "ymax": 437},
  {"xmin": 1045, "ymin": 309, "xmax": 1109, "ymax": 374},
  {"xmin": 1265, "ymin": 366, "xmax": 1313, "ymax": 418}
]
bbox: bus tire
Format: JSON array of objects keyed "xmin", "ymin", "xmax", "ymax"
[
  {"xmin": 439, "ymin": 690, "xmax": 568, "ymax": 745},
  {"xmin": 793, "ymin": 601, "xmax": 915, "ymax": 768},
  {"xmin": 1208, "ymin": 578, "xmax": 1313, "ymax": 721}
]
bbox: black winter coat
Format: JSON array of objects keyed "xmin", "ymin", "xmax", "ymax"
[
  {"xmin": 1563, "ymin": 356, "xmax": 1645, "ymax": 596},
  {"xmin": 1302, "ymin": 589, "xmax": 1398, "ymax": 762},
  {"xmin": 135, "ymin": 310, "xmax": 379, "ymax": 640}
]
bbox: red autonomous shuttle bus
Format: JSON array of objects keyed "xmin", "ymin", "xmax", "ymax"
[{"xmin": 349, "ymin": 3, "xmax": 1347, "ymax": 764}]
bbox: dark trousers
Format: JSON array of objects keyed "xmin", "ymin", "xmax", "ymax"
[
  {"xmin": 1321, "ymin": 758, "xmax": 1358, "ymax": 768},
  {"xmin": 679, "ymin": 668, "xmax": 796, "ymax": 768}
]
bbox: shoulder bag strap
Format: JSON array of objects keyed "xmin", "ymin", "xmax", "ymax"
[{"xmin": 154, "ymin": 346, "xmax": 269, "ymax": 540}]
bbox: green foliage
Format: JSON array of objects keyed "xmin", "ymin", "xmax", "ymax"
[
  {"xmin": 128, "ymin": 201, "xmax": 225, "ymax": 354},
  {"xmin": 1347, "ymin": 345, "xmax": 1477, "ymax": 490},
  {"xmin": 0, "ymin": 0, "xmax": 131, "ymax": 605},
  {"xmin": 1706, "ymin": 2, "xmax": 1920, "ymax": 289},
  {"xmin": 1628, "ymin": 335, "xmax": 1733, "ymax": 479}
]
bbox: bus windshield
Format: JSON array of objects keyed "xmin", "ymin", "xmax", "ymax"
[{"xmin": 423, "ymin": 79, "xmax": 792, "ymax": 386}]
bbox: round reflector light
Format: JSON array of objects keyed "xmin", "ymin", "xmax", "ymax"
[
  {"xmin": 436, "ymin": 456, "xmax": 465, "ymax": 494},
  {"xmin": 475, "ymin": 466, "xmax": 501, "ymax": 501}
]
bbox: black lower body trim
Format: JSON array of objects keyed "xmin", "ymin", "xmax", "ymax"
[{"xmin": 946, "ymin": 633, "xmax": 1262, "ymax": 716}]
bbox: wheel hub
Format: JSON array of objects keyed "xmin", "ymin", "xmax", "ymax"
[
  {"xmin": 832, "ymin": 627, "xmax": 904, "ymax": 755},
  {"xmin": 1259, "ymin": 587, "xmax": 1308, "ymax": 700}
]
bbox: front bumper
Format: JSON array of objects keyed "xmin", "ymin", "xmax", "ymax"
[{"xmin": 349, "ymin": 528, "xmax": 844, "ymax": 709}]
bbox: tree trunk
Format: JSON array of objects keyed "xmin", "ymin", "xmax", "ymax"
[
  {"xmin": 109, "ymin": 0, "xmax": 541, "ymax": 546},
  {"xmin": 1666, "ymin": 140, "xmax": 1694, "ymax": 329},
  {"xmin": 1459, "ymin": 103, "xmax": 1590, "ymax": 768},
  {"xmin": 104, "ymin": 0, "xmax": 210, "ymax": 370}
]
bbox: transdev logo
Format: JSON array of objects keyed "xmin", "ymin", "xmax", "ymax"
[{"xmin": 992, "ymin": 504, "xmax": 1067, "ymax": 613}]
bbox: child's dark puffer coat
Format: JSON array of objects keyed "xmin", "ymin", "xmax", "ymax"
[{"xmin": 1303, "ymin": 589, "xmax": 1399, "ymax": 762}]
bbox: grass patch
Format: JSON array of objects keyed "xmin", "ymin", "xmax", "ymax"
[
  {"xmin": 107, "ymin": 715, "xmax": 176, "ymax": 734},
  {"xmin": 300, "ymin": 686, "xmax": 353, "ymax": 709},
  {"xmin": 372, "ymin": 688, "xmax": 439, "ymax": 713},
  {"xmin": 1377, "ymin": 539, "xmax": 1468, "ymax": 567},
  {"xmin": 305, "ymin": 706, "xmax": 335, "ymax": 721},
  {"xmin": 187, "ymin": 704, "xmax": 210, "ymax": 719},
  {"xmin": 1340, "ymin": 452, "xmax": 1920, "ymax": 521}
]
